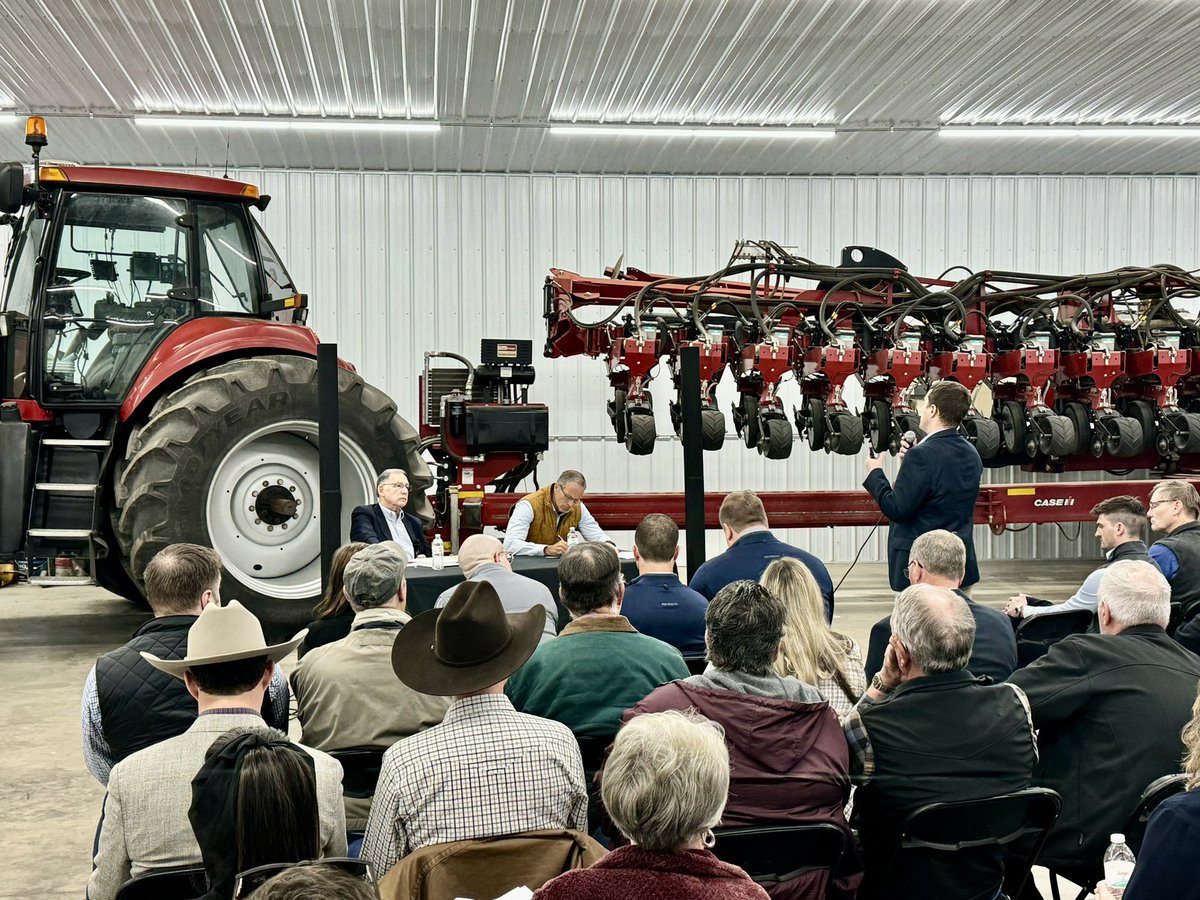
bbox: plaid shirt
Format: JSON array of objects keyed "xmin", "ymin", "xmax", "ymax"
[{"xmin": 360, "ymin": 693, "xmax": 588, "ymax": 876}]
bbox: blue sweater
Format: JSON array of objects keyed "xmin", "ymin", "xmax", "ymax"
[
  {"xmin": 688, "ymin": 531, "xmax": 834, "ymax": 621},
  {"xmin": 621, "ymin": 574, "xmax": 709, "ymax": 656},
  {"xmin": 1125, "ymin": 789, "xmax": 1200, "ymax": 900}
]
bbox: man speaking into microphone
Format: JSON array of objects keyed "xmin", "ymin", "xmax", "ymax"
[{"xmin": 863, "ymin": 381, "xmax": 984, "ymax": 592}]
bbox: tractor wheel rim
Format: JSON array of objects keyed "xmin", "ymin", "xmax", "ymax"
[{"xmin": 206, "ymin": 419, "xmax": 376, "ymax": 600}]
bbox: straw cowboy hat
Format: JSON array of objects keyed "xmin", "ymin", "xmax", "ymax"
[
  {"xmin": 392, "ymin": 580, "xmax": 543, "ymax": 696},
  {"xmin": 140, "ymin": 600, "xmax": 306, "ymax": 679}
]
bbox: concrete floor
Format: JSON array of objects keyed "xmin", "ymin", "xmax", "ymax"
[{"xmin": 0, "ymin": 558, "xmax": 1098, "ymax": 899}]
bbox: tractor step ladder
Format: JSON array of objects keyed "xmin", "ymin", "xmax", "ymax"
[{"xmin": 25, "ymin": 437, "xmax": 109, "ymax": 587}]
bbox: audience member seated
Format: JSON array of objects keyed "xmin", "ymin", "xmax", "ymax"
[
  {"xmin": 763, "ymin": 558, "xmax": 865, "ymax": 715},
  {"xmin": 297, "ymin": 541, "xmax": 367, "ymax": 657},
  {"xmin": 82, "ymin": 543, "xmax": 289, "ymax": 785},
  {"xmin": 1148, "ymin": 479, "xmax": 1200, "ymax": 652},
  {"xmin": 435, "ymin": 533, "xmax": 559, "ymax": 642},
  {"xmin": 291, "ymin": 542, "xmax": 450, "ymax": 832},
  {"xmin": 247, "ymin": 864, "xmax": 377, "ymax": 900},
  {"xmin": 1097, "ymin": 683, "xmax": 1200, "ymax": 900},
  {"xmin": 621, "ymin": 514, "xmax": 709, "ymax": 655},
  {"xmin": 360, "ymin": 581, "xmax": 587, "ymax": 876},
  {"xmin": 505, "ymin": 542, "xmax": 689, "ymax": 740},
  {"xmin": 863, "ymin": 530, "xmax": 1016, "ymax": 683},
  {"xmin": 88, "ymin": 602, "xmax": 346, "ymax": 900},
  {"xmin": 844, "ymin": 584, "xmax": 1037, "ymax": 900},
  {"xmin": 1009, "ymin": 559, "xmax": 1200, "ymax": 889},
  {"xmin": 190, "ymin": 728, "xmax": 322, "ymax": 900},
  {"xmin": 616, "ymin": 580, "xmax": 855, "ymax": 899},
  {"xmin": 504, "ymin": 468, "xmax": 614, "ymax": 557},
  {"xmin": 534, "ymin": 710, "xmax": 770, "ymax": 900},
  {"xmin": 350, "ymin": 468, "xmax": 431, "ymax": 555},
  {"xmin": 1005, "ymin": 496, "xmax": 1152, "ymax": 623},
  {"xmin": 688, "ymin": 490, "xmax": 834, "ymax": 620}
]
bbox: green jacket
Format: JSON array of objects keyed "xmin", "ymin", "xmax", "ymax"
[{"xmin": 506, "ymin": 614, "xmax": 689, "ymax": 737}]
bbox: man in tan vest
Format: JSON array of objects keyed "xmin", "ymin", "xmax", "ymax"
[{"xmin": 503, "ymin": 469, "xmax": 614, "ymax": 557}]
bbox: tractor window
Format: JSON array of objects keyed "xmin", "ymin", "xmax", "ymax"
[
  {"xmin": 197, "ymin": 203, "xmax": 258, "ymax": 314},
  {"xmin": 41, "ymin": 192, "xmax": 192, "ymax": 403},
  {"xmin": 252, "ymin": 218, "xmax": 298, "ymax": 304},
  {"xmin": 3, "ymin": 214, "xmax": 47, "ymax": 316}
]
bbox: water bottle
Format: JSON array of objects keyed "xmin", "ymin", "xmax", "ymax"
[
  {"xmin": 1103, "ymin": 833, "xmax": 1136, "ymax": 897},
  {"xmin": 431, "ymin": 535, "xmax": 445, "ymax": 570},
  {"xmin": 567, "ymin": 526, "xmax": 581, "ymax": 548}
]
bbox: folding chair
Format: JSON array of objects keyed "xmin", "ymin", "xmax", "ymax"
[
  {"xmin": 682, "ymin": 655, "xmax": 708, "ymax": 676},
  {"xmin": 114, "ymin": 865, "xmax": 207, "ymax": 900},
  {"xmin": 713, "ymin": 822, "xmax": 848, "ymax": 895},
  {"xmin": 329, "ymin": 747, "xmax": 386, "ymax": 800},
  {"xmin": 1014, "ymin": 610, "xmax": 1094, "ymax": 667},
  {"xmin": 879, "ymin": 787, "xmax": 1062, "ymax": 900}
]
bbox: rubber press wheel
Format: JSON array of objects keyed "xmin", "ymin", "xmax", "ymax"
[
  {"xmin": 804, "ymin": 397, "xmax": 828, "ymax": 451},
  {"xmin": 701, "ymin": 407, "xmax": 726, "ymax": 451},
  {"xmin": 608, "ymin": 388, "xmax": 628, "ymax": 443},
  {"xmin": 1102, "ymin": 416, "xmax": 1144, "ymax": 458},
  {"xmin": 828, "ymin": 410, "xmax": 864, "ymax": 455},
  {"xmin": 625, "ymin": 410, "xmax": 657, "ymax": 456},
  {"xmin": 999, "ymin": 401, "xmax": 1028, "ymax": 455},
  {"xmin": 740, "ymin": 395, "xmax": 762, "ymax": 449},
  {"xmin": 1036, "ymin": 415, "xmax": 1078, "ymax": 457},
  {"xmin": 866, "ymin": 400, "xmax": 893, "ymax": 455},
  {"xmin": 961, "ymin": 415, "xmax": 1001, "ymax": 460},
  {"xmin": 760, "ymin": 417, "xmax": 794, "ymax": 459}
]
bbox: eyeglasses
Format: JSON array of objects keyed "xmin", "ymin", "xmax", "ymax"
[
  {"xmin": 383, "ymin": 482, "xmax": 410, "ymax": 491},
  {"xmin": 906, "ymin": 559, "xmax": 924, "ymax": 573},
  {"xmin": 234, "ymin": 857, "xmax": 379, "ymax": 899},
  {"xmin": 1148, "ymin": 499, "xmax": 1174, "ymax": 509},
  {"xmin": 555, "ymin": 483, "xmax": 584, "ymax": 506}
]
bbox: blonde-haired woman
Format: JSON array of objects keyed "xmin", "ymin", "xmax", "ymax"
[{"xmin": 762, "ymin": 558, "xmax": 865, "ymax": 715}]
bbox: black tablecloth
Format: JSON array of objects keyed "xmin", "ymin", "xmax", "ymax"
[{"xmin": 405, "ymin": 556, "xmax": 639, "ymax": 630}]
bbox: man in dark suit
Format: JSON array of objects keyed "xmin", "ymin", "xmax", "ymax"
[
  {"xmin": 621, "ymin": 514, "xmax": 708, "ymax": 655},
  {"xmin": 863, "ymin": 380, "xmax": 983, "ymax": 592},
  {"xmin": 350, "ymin": 468, "xmax": 431, "ymax": 557},
  {"xmin": 1009, "ymin": 559, "xmax": 1200, "ymax": 887},
  {"xmin": 863, "ymin": 529, "xmax": 1016, "ymax": 682}
]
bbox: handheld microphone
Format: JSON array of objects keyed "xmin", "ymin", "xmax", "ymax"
[{"xmin": 902, "ymin": 430, "xmax": 917, "ymax": 447}]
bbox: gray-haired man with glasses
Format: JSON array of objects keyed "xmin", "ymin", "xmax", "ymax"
[{"xmin": 351, "ymin": 468, "xmax": 431, "ymax": 557}]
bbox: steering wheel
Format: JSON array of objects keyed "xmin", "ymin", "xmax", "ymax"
[{"xmin": 53, "ymin": 267, "xmax": 92, "ymax": 285}]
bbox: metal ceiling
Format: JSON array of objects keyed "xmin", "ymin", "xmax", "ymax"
[{"xmin": 3, "ymin": 0, "xmax": 1200, "ymax": 174}]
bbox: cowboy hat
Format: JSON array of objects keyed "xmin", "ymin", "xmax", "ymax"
[
  {"xmin": 392, "ymin": 580, "xmax": 543, "ymax": 696},
  {"xmin": 141, "ymin": 600, "xmax": 306, "ymax": 679}
]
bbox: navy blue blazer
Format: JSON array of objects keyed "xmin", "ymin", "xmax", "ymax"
[
  {"xmin": 621, "ymin": 573, "xmax": 709, "ymax": 656},
  {"xmin": 349, "ymin": 503, "xmax": 432, "ymax": 556},
  {"xmin": 863, "ymin": 589, "xmax": 1018, "ymax": 683},
  {"xmin": 863, "ymin": 428, "xmax": 983, "ymax": 591},
  {"xmin": 688, "ymin": 530, "xmax": 835, "ymax": 621}
]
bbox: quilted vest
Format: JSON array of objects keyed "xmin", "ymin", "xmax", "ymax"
[
  {"xmin": 1155, "ymin": 522, "xmax": 1200, "ymax": 616},
  {"xmin": 96, "ymin": 615, "xmax": 198, "ymax": 765},
  {"xmin": 520, "ymin": 485, "xmax": 582, "ymax": 545}
]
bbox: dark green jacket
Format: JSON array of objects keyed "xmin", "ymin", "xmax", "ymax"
[{"xmin": 506, "ymin": 614, "xmax": 689, "ymax": 737}]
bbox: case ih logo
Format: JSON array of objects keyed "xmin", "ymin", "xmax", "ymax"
[{"xmin": 1033, "ymin": 498, "xmax": 1076, "ymax": 508}]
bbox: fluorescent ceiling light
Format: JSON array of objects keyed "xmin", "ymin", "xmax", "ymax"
[
  {"xmin": 941, "ymin": 125, "xmax": 1200, "ymax": 138},
  {"xmin": 550, "ymin": 124, "xmax": 835, "ymax": 139},
  {"xmin": 134, "ymin": 115, "xmax": 440, "ymax": 133}
]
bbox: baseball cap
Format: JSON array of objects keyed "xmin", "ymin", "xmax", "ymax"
[{"xmin": 343, "ymin": 541, "xmax": 410, "ymax": 607}]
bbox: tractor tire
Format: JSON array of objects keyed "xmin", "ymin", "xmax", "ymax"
[
  {"xmin": 115, "ymin": 355, "xmax": 431, "ymax": 639},
  {"xmin": 1034, "ymin": 414, "xmax": 1078, "ymax": 457},
  {"xmin": 626, "ymin": 410, "xmax": 657, "ymax": 456},
  {"xmin": 961, "ymin": 415, "xmax": 1001, "ymax": 460},
  {"xmin": 999, "ymin": 401, "xmax": 1028, "ymax": 455},
  {"xmin": 828, "ymin": 410, "xmax": 864, "ymax": 455},
  {"xmin": 760, "ymin": 417, "xmax": 794, "ymax": 459},
  {"xmin": 803, "ymin": 397, "xmax": 828, "ymax": 451},
  {"xmin": 608, "ymin": 388, "xmax": 628, "ymax": 443},
  {"xmin": 701, "ymin": 408, "xmax": 726, "ymax": 451},
  {"xmin": 1098, "ymin": 415, "xmax": 1144, "ymax": 458},
  {"xmin": 865, "ymin": 400, "xmax": 893, "ymax": 455}
]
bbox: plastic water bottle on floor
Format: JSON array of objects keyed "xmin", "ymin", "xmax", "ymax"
[
  {"xmin": 567, "ymin": 526, "xmax": 581, "ymax": 548},
  {"xmin": 431, "ymin": 535, "xmax": 445, "ymax": 570},
  {"xmin": 1103, "ymin": 833, "xmax": 1136, "ymax": 898}
]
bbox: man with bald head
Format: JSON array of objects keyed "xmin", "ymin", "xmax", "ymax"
[
  {"xmin": 434, "ymin": 534, "xmax": 559, "ymax": 642},
  {"xmin": 844, "ymin": 584, "xmax": 1037, "ymax": 899}
]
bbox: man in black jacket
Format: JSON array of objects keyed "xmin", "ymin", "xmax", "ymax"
[
  {"xmin": 863, "ymin": 380, "xmax": 983, "ymax": 592},
  {"xmin": 863, "ymin": 529, "xmax": 1017, "ymax": 682},
  {"xmin": 350, "ymin": 468, "xmax": 431, "ymax": 557},
  {"xmin": 1148, "ymin": 479, "xmax": 1200, "ymax": 652},
  {"xmin": 81, "ymin": 543, "xmax": 290, "ymax": 784},
  {"xmin": 1009, "ymin": 559, "xmax": 1200, "ymax": 887}
]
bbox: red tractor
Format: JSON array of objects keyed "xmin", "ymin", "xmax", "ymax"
[{"xmin": 0, "ymin": 118, "xmax": 430, "ymax": 632}]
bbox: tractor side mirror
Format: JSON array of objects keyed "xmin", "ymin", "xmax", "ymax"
[{"xmin": 0, "ymin": 163, "xmax": 23, "ymax": 214}]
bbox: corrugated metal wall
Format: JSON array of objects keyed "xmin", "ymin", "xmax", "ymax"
[{"xmin": 10, "ymin": 172, "xmax": 1197, "ymax": 564}]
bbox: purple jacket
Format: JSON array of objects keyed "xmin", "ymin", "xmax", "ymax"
[{"xmin": 533, "ymin": 846, "xmax": 769, "ymax": 900}]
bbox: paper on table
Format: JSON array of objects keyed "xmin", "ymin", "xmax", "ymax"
[
  {"xmin": 408, "ymin": 556, "xmax": 460, "ymax": 568},
  {"xmin": 616, "ymin": 549, "xmax": 635, "ymax": 560}
]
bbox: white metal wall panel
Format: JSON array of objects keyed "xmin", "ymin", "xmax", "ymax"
[{"xmin": 7, "ymin": 171, "xmax": 1199, "ymax": 565}]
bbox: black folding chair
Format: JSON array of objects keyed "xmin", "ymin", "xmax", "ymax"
[
  {"xmin": 682, "ymin": 655, "xmax": 708, "ymax": 676},
  {"xmin": 328, "ymin": 747, "xmax": 385, "ymax": 800},
  {"xmin": 879, "ymin": 787, "xmax": 1062, "ymax": 900},
  {"xmin": 713, "ymin": 822, "xmax": 848, "ymax": 894},
  {"xmin": 1168, "ymin": 602, "xmax": 1184, "ymax": 636},
  {"xmin": 114, "ymin": 865, "xmax": 207, "ymax": 900},
  {"xmin": 1014, "ymin": 610, "xmax": 1095, "ymax": 667},
  {"xmin": 1124, "ymin": 772, "xmax": 1188, "ymax": 854}
]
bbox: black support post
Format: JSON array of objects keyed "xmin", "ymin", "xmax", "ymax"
[
  {"xmin": 679, "ymin": 346, "xmax": 707, "ymax": 578},
  {"xmin": 317, "ymin": 343, "xmax": 341, "ymax": 587}
]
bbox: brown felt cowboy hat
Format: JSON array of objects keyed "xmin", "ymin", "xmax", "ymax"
[
  {"xmin": 140, "ymin": 600, "xmax": 306, "ymax": 679},
  {"xmin": 392, "ymin": 580, "xmax": 543, "ymax": 696}
]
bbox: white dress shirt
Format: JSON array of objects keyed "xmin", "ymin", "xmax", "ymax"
[
  {"xmin": 503, "ymin": 499, "xmax": 612, "ymax": 556},
  {"xmin": 380, "ymin": 504, "xmax": 416, "ymax": 557}
]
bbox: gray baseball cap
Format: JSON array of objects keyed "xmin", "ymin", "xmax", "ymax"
[{"xmin": 343, "ymin": 541, "xmax": 410, "ymax": 608}]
